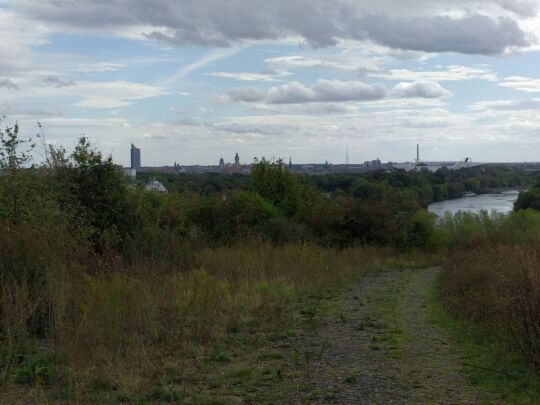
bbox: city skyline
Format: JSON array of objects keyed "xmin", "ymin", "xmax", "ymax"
[
  {"xmin": 125, "ymin": 141, "xmax": 524, "ymax": 170},
  {"xmin": 1, "ymin": 1, "xmax": 540, "ymax": 165}
]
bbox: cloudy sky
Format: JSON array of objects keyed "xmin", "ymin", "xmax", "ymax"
[{"xmin": 1, "ymin": 0, "xmax": 540, "ymax": 165}]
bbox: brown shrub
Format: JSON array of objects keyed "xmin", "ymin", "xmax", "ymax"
[{"xmin": 441, "ymin": 245, "xmax": 540, "ymax": 370}]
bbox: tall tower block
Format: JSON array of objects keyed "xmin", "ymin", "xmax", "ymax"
[
  {"xmin": 416, "ymin": 144, "xmax": 420, "ymax": 162},
  {"xmin": 131, "ymin": 143, "xmax": 141, "ymax": 170}
]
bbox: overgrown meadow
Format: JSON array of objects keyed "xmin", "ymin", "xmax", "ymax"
[{"xmin": 0, "ymin": 122, "xmax": 539, "ymax": 402}]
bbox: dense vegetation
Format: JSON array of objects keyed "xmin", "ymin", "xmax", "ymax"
[
  {"xmin": 0, "ymin": 124, "xmax": 437, "ymax": 402},
  {"xmin": 438, "ymin": 210, "xmax": 540, "ymax": 399},
  {"xmin": 0, "ymin": 122, "xmax": 538, "ymax": 402},
  {"xmin": 142, "ymin": 164, "xmax": 532, "ymax": 208},
  {"xmin": 514, "ymin": 176, "xmax": 540, "ymax": 211}
]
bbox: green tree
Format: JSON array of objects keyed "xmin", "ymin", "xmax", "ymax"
[
  {"xmin": 515, "ymin": 187, "xmax": 540, "ymax": 211},
  {"xmin": 67, "ymin": 137, "xmax": 132, "ymax": 250},
  {"xmin": 0, "ymin": 122, "xmax": 38, "ymax": 223},
  {"xmin": 351, "ymin": 178, "xmax": 386, "ymax": 200},
  {"xmin": 251, "ymin": 159, "xmax": 314, "ymax": 218}
]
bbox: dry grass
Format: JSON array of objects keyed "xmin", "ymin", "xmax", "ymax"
[
  {"xmin": 441, "ymin": 245, "xmax": 540, "ymax": 371},
  {"xmin": 2, "ymin": 237, "xmax": 425, "ymax": 402}
]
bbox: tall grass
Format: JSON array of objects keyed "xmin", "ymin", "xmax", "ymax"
[
  {"xmin": 439, "ymin": 210, "xmax": 540, "ymax": 372},
  {"xmin": 0, "ymin": 233, "xmax": 407, "ymax": 397},
  {"xmin": 439, "ymin": 208, "xmax": 540, "ymax": 249}
]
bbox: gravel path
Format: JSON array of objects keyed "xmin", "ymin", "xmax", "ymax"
[{"xmin": 294, "ymin": 268, "xmax": 487, "ymax": 404}]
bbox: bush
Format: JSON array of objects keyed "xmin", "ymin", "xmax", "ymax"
[
  {"xmin": 439, "ymin": 209, "xmax": 540, "ymax": 249},
  {"xmin": 13, "ymin": 354, "xmax": 52, "ymax": 385},
  {"xmin": 251, "ymin": 159, "xmax": 314, "ymax": 219},
  {"xmin": 402, "ymin": 210, "xmax": 443, "ymax": 251},
  {"xmin": 261, "ymin": 217, "xmax": 311, "ymax": 244},
  {"xmin": 441, "ymin": 245, "xmax": 540, "ymax": 371}
]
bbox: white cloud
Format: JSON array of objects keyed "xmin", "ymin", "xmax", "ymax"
[
  {"xmin": 0, "ymin": 102, "xmax": 63, "ymax": 117},
  {"xmin": 0, "ymin": 9, "xmax": 51, "ymax": 78},
  {"xmin": 0, "ymin": 79, "xmax": 168, "ymax": 109},
  {"xmin": 208, "ymin": 71, "xmax": 290, "ymax": 81},
  {"xmin": 229, "ymin": 79, "xmax": 389, "ymax": 104},
  {"xmin": 392, "ymin": 81, "xmax": 452, "ymax": 98},
  {"xmin": 265, "ymin": 56, "xmax": 498, "ymax": 84},
  {"xmin": 266, "ymin": 81, "xmax": 319, "ymax": 103},
  {"xmin": 472, "ymin": 98, "xmax": 540, "ymax": 110},
  {"xmin": 229, "ymin": 79, "xmax": 451, "ymax": 104},
  {"xmin": 500, "ymin": 76, "xmax": 540, "ymax": 92},
  {"xmin": 266, "ymin": 55, "xmax": 361, "ymax": 71},
  {"xmin": 75, "ymin": 62, "xmax": 125, "ymax": 74},
  {"xmin": 374, "ymin": 65, "xmax": 497, "ymax": 81},
  {"xmin": 73, "ymin": 81, "xmax": 168, "ymax": 108}
]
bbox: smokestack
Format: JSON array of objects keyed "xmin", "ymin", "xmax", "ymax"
[{"xmin": 417, "ymin": 144, "xmax": 419, "ymax": 162}]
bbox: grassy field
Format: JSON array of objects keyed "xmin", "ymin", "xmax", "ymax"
[{"xmin": 0, "ymin": 243, "xmax": 435, "ymax": 403}]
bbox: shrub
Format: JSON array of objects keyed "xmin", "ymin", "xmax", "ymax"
[
  {"xmin": 441, "ymin": 245, "xmax": 540, "ymax": 371},
  {"xmin": 13, "ymin": 354, "xmax": 52, "ymax": 385},
  {"xmin": 251, "ymin": 159, "xmax": 314, "ymax": 219},
  {"xmin": 402, "ymin": 210, "xmax": 443, "ymax": 251}
]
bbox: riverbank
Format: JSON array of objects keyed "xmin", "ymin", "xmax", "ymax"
[
  {"xmin": 428, "ymin": 190, "xmax": 520, "ymax": 217},
  {"xmin": 480, "ymin": 187, "xmax": 528, "ymax": 194}
]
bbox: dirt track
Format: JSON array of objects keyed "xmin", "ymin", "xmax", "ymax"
[{"xmin": 294, "ymin": 268, "xmax": 491, "ymax": 404}]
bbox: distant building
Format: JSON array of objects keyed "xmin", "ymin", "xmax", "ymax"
[
  {"xmin": 364, "ymin": 158, "xmax": 381, "ymax": 170},
  {"xmin": 234, "ymin": 152, "xmax": 240, "ymax": 166},
  {"xmin": 145, "ymin": 178, "xmax": 167, "ymax": 193},
  {"xmin": 219, "ymin": 157, "xmax": 225, "ymax": 168},
  {"xmin": 131, "ymin": 144, "xmax": 141, "ymax": 170}
]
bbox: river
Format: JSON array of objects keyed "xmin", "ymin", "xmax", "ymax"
[{"xmin": 427, "ymin": 190, "xmax": 520, "ymax": 218}]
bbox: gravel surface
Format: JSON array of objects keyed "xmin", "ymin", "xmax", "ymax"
[{"xmin": 293, "ymin": 268, "xmax": 488, "ymax": 404}]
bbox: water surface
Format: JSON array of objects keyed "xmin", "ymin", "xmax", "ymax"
[{"xmin": 428, "ymin": 191, "xmax": 520, "ymax": 218}]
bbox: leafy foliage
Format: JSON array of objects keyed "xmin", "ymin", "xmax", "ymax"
[{"xmin": 251, "ymin": 158, "xmax": 314, "ymax": 219}]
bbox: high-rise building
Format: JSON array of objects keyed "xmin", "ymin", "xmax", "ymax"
[
  {"xmin": 219, "ymin": 157, "xmax": 225, "ymax": 168},
  {"xmin": 234, "ymin": 152, "xmax": 240, "ymax": 166},
  {"xmin": 131, "ymin": 144, "xmax": 141, "ymax": 170}
]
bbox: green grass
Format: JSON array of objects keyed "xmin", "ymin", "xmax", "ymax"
[
  {"xmin": 428, "ymin": 283, "xmax": 540, "ymax": 404},
  {"xmin": 366, "ymin": 273, "xmax": 408, "ymax": 358}
]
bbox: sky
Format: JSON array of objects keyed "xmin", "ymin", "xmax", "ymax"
[{"xmin": 1, "ymin": 0, "xmax": 540, "ymax": 166}]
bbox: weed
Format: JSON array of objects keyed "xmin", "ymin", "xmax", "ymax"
[
  {"xmin": 13, "ymin": 354, "xmax": 52, "ymax": 385},
  {"xmin": 210, "ymin": 346, "xmax": 231, "ymax": 363},
  {"xmin": 260, "ymin": 351, "xmax": 283, "ymax": 360},
  {"xmin": 344, "ymin": 370, "xmax": 358, "ymax": 384}
]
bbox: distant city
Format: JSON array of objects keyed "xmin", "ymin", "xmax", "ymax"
[{"xmin": 124, "ymin": 143, "xmax": 540, "ymax": 177}]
